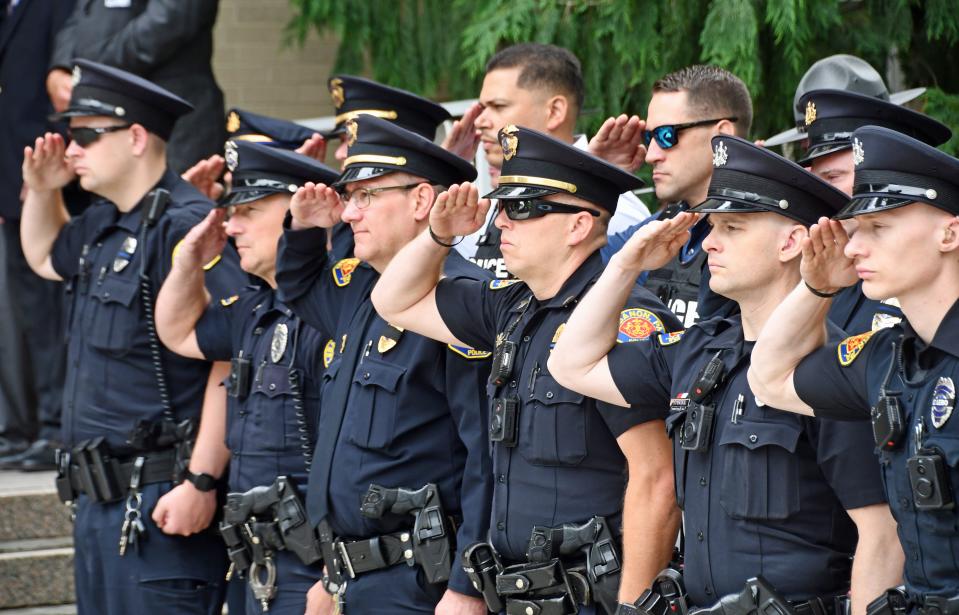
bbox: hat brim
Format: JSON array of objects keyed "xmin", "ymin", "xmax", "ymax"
[
  {"xmin": 688, "ymin": 197, "xmax": 767, "ymax": 215},
  {"xmin": 218, "ymin": 187, "xmax": 293, "ymax": 207},
  {"xmin": 763, "ymin": 126, "xmax": 807, "ymax": 147},
  {"xmin": 483, "ymin": 185, "xmax": 559, "ymax": 200},
  {"xmin": 48, "ymin": 107, "xmax": 117, "ymax": 122},
  {"xmin": 835, "ymin": 196, "xmax": 915, "ymax": 219},
  {"xmin": 332, "ymin": 165, "xmax": 399, "ymax": 187},
  {"xmin": 890, "ymin": 87, "xmax": 927, "ymax": 106},
  {"xmin": 796, "ymin": 141, "xmax": 852, "ymax": 167},
  {"xmin": 320, "ymin": 125, "xmax": 347, "ymax": 140}
]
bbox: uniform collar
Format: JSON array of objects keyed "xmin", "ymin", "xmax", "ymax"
[
  {"xmin": 115, "ymin": 169, "xmax": 180, "ymax": 234},
  {"xmin": 900, "ymin": 297, "xmax": 959, "ymax": 359},
  {"xmin": 700, "ymin": 315, "xmax": 744, "ymax": 351}
]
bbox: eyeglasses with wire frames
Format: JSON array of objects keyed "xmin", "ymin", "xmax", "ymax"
[
  {"xmin": 68, "ymin": 124, "xmax": 132, "ymax": 148},
  {"xmin": 337, "ymin": 182, "xmax": 424, "ymax": 209},
  {"xmin": 500, "ymin": 198, "xmax": 601, "ymax": 221},
  {"xmin": 643, "ymin": 117, "xmax": 737, "ymax": 150}
]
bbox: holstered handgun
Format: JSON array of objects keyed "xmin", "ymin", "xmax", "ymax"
[
  {"xmin": 463, "ymin": 542, "xmax": 506, "ymax": 613},
  {"xmin": 360, "ymin": 482, "xmax": 453, "ymax": 584},
  {"xmin": 866, "ymin": 587, "xmax": 908, "ymax": 615},
  {"xmin": 690, "ymin": 576, "xmax": 797, "ymax": 615}
]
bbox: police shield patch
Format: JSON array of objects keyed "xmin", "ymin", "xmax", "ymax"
[
  {"xmin": 323, "ymin": 339, "xmax": 336, "ymax": 368},
  {"xmin": 658, "ymin": 330, "xmax": 685, "ymax": 346},
  {"xmin": 332, "ymin": 258, "xmax": 360, "ymax": 287},
  {"xmin": 837, "ymin": 330, "xmax": 875, "ymax": 366},
  {"xmin": 489, "ymin": 279, "xmax": 520, "ymax": 290},
  {"xmin": 448, "ymin": 344, "xmax": 492, "ymax": 360},
  {"xmin": 931, "ymin": 377, "xmax": 955, "ymax": 429},
  {"xmin": 618, "ymin": 308, "xmax": 665, "ymax": 343}
]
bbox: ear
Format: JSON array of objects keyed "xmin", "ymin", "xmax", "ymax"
[
  {"xmin": 544, "ymin": 94, "xmax": 570, "ymax": 132},
  {"xmin": 715, "ymin": 118, "xmax": 737, "ymax": 137},
  {"xmin": 566, "ymin": 211, "xmax": 596, "ymax": 247},
  {"xmin": 779, "ymin": 223, "xmax": 807, "ymax": 263},
  {"xmin": 939, "ymin": 215, "xmax": 959, "ymax": 253},
  {"xmin": 129, "ymin": 124, "xmax": 150, "ymax": 157},
  {"xmin": 410, "ymin": 183, "xmax": 436, "ymax": 222}
]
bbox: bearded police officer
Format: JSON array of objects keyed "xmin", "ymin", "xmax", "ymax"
[
  {"xmin": 20, "ymin": 59, "xmax": 245, "ymax": 615},
  {"xmin": 548, "ymin": 136, "xmax": 902, "ymax": 615},
  {"xmin": 372, "ymin": 126, "xmax": 684, "ymax": 613},
  {"xmin": 750, "ymin": 126, "xmax": 959, "ymax": 612}
]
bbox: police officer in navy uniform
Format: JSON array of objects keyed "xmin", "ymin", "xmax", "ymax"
[
  {"xmin": 155, "ymin": 140, "xmax": 340, "ymax": 614},
  {"xmin": 794, "ymin": 89, "xmax": 951, "ymax": 335},
  {"xmin": 276, "ymin": 115, "xmax": 492, "ymax": 614},
  {"xmin": 749, "ymin": 126, "xmax": 959, "ymax": 611},
  {"xmin": 372, "ymin": 126, "xmax": 685, "ymax": 613},
  {"xmin": 20, "ymin": 59, "xmax": 246, "ymax": 615},
  {"xmin": 547, "ymin": 135, "xmax": 903, "ymax": 614}
]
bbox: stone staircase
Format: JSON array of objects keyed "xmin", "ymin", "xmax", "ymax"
[{"xmin": 0, "ymin": 471, "xmax": 75, "ymax": 614}]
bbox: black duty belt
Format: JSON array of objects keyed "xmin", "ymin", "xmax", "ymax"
[
  {"xmin": 332, "ymin": 529, "xmax": 419, "ymax": 579},
  {"xmin": 57, "ymin": 442, "xmax": 178, "ymax": 504},
  {"xmin": 793, "ymin": 595, "xmax": 848, "ymax": 615},
  {"xmin": 916, "ymin": 595, "xmax": 959, "ymax": 615}
]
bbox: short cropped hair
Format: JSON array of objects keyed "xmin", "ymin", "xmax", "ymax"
[
  {"xmin": 486, "ymin": 43, "xmax": 585, "ymax": 114},
  {"xmin": 653, "ymin": 65, "xmax": 753, "ymax": 137}
]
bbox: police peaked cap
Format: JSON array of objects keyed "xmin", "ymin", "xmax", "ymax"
[
  {"xmin": 334, "ymin": 115, "xmax": 476, "ymax": 188},
  {"xmin": 52, "ymin": 59, "xmax": 193, "ymax": 141},
  {"xmin": 220, "ymin": 140, "xmax": 339, "ymax": 207},
  {"xmin": 324, "ymin": 75, "xmax": 451, "ymax": 140},
  {"xmin": 838, "ymin": 125, "xmax": 959, "ymax": 218},
  {"xmin": 690, "ymin": 135, "xmax": 848, "ymax": 225},
  {"xmin": 483, "ymin": 125, "xmax": 643, "ymax": 213},
  {"xmin": 797, "ymin": 89, "xmax": 951, "ymax": 166},
  {"xmin": 225, "ymin": 108, "xmax": 317, "ymax": 150}
]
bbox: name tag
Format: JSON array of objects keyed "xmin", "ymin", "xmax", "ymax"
[{"xmin": 105, "ymin": 0, "xmax": 132, "ymax": 8}]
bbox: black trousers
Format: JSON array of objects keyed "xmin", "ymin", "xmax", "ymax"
[{"xmin": 0, "ymin": 219, "xmax": 65, "ymax": 442}]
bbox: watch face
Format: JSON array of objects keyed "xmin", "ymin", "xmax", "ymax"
[{"xmin": 188, "ymin": 472, "xmax": 217, "ymax": 492}]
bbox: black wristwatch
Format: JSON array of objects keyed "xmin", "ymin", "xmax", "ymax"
[{"xmin": 184, "ymin": 471, "xmax": 218, "ymax": 492}]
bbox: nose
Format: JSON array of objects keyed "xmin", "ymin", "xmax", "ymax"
[
  {"xmin": 701, "ymin": 224, "xmax": 719, "ymax": 253},
  {"xmin": 340, "ymin": 199, "xmax": 362, "ymax": 224},
  {"xmin": 65, "ymin": 139, "xmax": 83, "ymax": 158},
  {"xmin": 645, "ymin": 138, "xmax": 666, "ymax": 164},
  {"xmin": 475, "ymin": 106, "xmax": 492, "ymax": 131},
  {"xmin": 493, "ymin": 204, "xmax": 510, "ymax": 231},
  {"xmin": 843, "ymin": 231, "xmax": 865, "ymax": 260},
  {"xmin": 224, "ymin": 214, "xmax": 243, "ymax": 237}
]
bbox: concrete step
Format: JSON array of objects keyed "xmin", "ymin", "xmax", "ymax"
[
  {"xmin": 0, "ymin": 471, "xmax": 72, "ymax": 542},
  {"xmin": 0, "ymin": 605, "xmax": 76, "ymax": 614},
  {"xmin": 0, "ymin": 544, "xmax": 74, "ymax": 609}
]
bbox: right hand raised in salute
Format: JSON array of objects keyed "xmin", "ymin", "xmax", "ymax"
[
  {"xmin": 290, "ymin": 182, "xmax": 344, "ymax": 230},
  {"xmin": 22, "ymin": 132, "xmax": 75, "ymax": 193}
]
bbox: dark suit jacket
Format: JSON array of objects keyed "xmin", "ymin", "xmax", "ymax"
[
  {"xmin": 50, "ymin": 0, "xmax": 226, "ymax": 174},
  {"xmin": 0, "ymin": 0, "xmax": 75, "ymax": 221}
]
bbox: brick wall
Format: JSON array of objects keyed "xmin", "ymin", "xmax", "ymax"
[{"xmin": 212, "ymin": 0, "xmax": 339, "ymax": 121}]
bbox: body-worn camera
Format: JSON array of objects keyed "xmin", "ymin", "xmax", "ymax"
[
  {"xmin": 680, "ymin": 401, "xmax": 715, "ymax": 453},
  {"xmin": 490, "ymin": 397, "xmax": 519, "ymax": 447},
  {"xmin": 490, "ymin": 340, "xmax": 517, "ymax": 387},
  {"xmin": 907, "ymin": 450, "xmax": 954, "ymax": 510},
  {"xmin": 228, "ymin": 356, "xmax": 251, "ymax": 398},
  {"xmin": 871, "ymin": 394, "xmax": 905, "ymax": 451}
]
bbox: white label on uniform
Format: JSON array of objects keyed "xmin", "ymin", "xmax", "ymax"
[
  {"xmin": 105, "ymin": 0, "xmax": 132, "ymax": 7},
  {"xmin": 668, "ymin": 298, "xmax": 700, "ymax": 328}
]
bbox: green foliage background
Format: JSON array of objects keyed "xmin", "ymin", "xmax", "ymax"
[{"xmin": 287, "ymin": 0, "xmax": 959, "ymax": 156}]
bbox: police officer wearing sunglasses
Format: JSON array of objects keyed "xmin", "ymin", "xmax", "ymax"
[
  {"xmin": 372, "ymin": 125, "xmax": 683, "ymax": 613},
  {"xmin": 19, "ymin": 59, "xmax": 246, "ymax": 615}
]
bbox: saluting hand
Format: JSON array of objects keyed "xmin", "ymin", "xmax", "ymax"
[
  {"xmin": 441, "ymin": 102, "xmax": 483, "ymax": 161},
  {"xmin": 429, "ymin": 181, "xmax": 490, "ymax": 241},
  {"xmin": 173, "ymin": 208, "xmax": 228, "ymax": 273},
  {"xmin": 22, "ymin": 133, "xmax": 75, "ymax": 192},
  {"xmin": 588, "ymin": 114, "xmax": 647, "ymax": 173},
  {"xmin": 181, "ymin": 155, "xmax": 227, "ymax": 201},
  {"xmin": 612, "ymin": 212, "xmax": 699, "ymax": 274},
  {"xmin": 800, "ymin": 217, "xmax": 858, "ymax": 293},
  {"xmin": 296, "ymin": 133, "xmax": 328, "ymax": 162},
  {"xmin": 290, "ymin": 182, "xmax": 344, "ymax": 230}
]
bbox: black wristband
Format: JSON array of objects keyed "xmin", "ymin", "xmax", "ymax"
[
  {"xmin": 184, "ymin": 471, "xmax": 218, "ymax": 492},
  {"xmin": 804, "ymin": 281, "xmax": 843, "ymax": 298},
  {"xmin": 428, "ymin": 225, "xmax": 463, "ymax": 248}
]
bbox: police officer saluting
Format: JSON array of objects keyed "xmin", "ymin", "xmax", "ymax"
[
  {"xmin": 155, "ymin": 140, "xmax": 340, "ymax": 614},
  {"xmin": 372, "ymin": 126, "xmax": 684, "ymax": 613},
  {"xmin": 277, "ymin": 115, "xmax": 492, "ymax": 614},
  {"xmin": 20, "ymin": 59, "xmax": 245, "ymax": 614},
  {"xmin": 547, "ymin": 135, "xmax": 903, "ymax": 614},
  {"xmin": 749, "ymin": 126, "xmax": 959, "ymax": 610}
]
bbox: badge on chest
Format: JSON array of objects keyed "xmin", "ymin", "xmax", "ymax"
[
  {"xmin": 113, "ymin": 236, "xmax": 137, "ymax": 273},
  {"xmin": 271, "ymin": 323, "xmax": 288, "ymax": 363}
]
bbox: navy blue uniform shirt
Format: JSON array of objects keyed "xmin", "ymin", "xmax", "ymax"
[
  {"xmin": 195, "ymin": 283, "xmax": 326, "ymax": 492},
  {"xmin": 828, "ymin": 281, "xmax": 903, "ymax": 335},
  {"xmin": 50, "ymin": 170, "xmax": 244, "ymax": 451},
  {"xmin": 608, "ymin": 315, "xmax": 887, "ymax": 606},
  {"xmin": 275, "ymin": 223, "xmax": 493, "ymax": 597},
  {"xmin": 434, "ymin": 251, "xmax": 683, "ymax": 563},
  {"xmin": 795, "ymin": 299, "xmax": 959, "ymax": 600}
]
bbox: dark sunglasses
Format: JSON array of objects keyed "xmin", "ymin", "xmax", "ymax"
[
  {"xmin": 643, "ymin": 117, "xmax": 737, "ymax": 150},
  {"xmin": 69, "ymin": 124, "xmax": 132, "ymax": 147},
  {"xmin": 501, "ymin": 199, "xmax": 601, "ymax": 221}
]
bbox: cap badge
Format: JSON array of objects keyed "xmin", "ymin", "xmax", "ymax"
[
  {"xmin": 271, "ymin": 323, "xmax": 289, "ymax": 363},
  {"xmin": 224, "ymin": 140, "xmax": 239, "ymax": 172},
  {"xmin": 804, "ymin": 100, "xmax": 817, "ymax": 126},
  {"xmin": 329, "ymin": 78, "xmax": 345, "ymax": 109},
  {"xmin": 931, "ymin": 377, "xmax": 955, "ymax": 429},
  {"xmin": 500, "ymin": 125, "xmax": 519, "ymax": 161},
  {"xmin": 852, "ymin": 137, "xmax": 865, "ymax": 166},
  {"xmin": 71, "ymin": 65, "xmax": 82, "ymax": 86},
  {"xmin": 712, "ymin": 141, "xmax": 728, "ymax": 167},
  {"xmin": 345, "ymin": 118, "xmax": 358, "ymax": 147},
  {"xmin": 925, "ymin": 189, "xmax": 938, "ymax": 200},
  {"xmin": 226, "ymin": 111, "xmax": 241, "ymax": 133},
  {"xmin": 114, "ymin": 106, "xmax": 126, "ymax": 117}
]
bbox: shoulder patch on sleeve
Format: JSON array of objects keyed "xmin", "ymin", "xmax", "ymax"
[
  {"xmin": 332, "ymin": 258, "xmax": 360, "ymax": 287},
  {"xmin": 658, "ymin": 330, "xmax": 685, "ymax": 346},
  {"xmin": 220, "ymin": 295, "xmax": 239, "ymax": 307},
  {"xmin": 838, "ymin": 330, "xmax": 876, "ymax": 366},
  {"xmin": 617, "ymin": 308, "xmax": 666, "ymax": 343},
  {"xmin": 323, "ymin": 339, "xmax": 336, "ymax": 368},
  {"xmin": 489, "ymin": 279, "xmax": 520, "ymax": 290},
  {"xmin": 448, "ymin": 344, "xmax": 493, "ymax": 360},
  {"xmin": 171, "ymin": 239, "xmax": 222, "ymax": 271}
]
